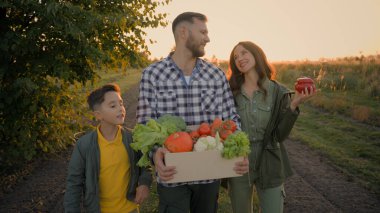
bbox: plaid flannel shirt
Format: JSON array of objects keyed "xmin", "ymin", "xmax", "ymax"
[{"xmin": 137, "ymin": 56, "xmax": 240, "ymax": 187}]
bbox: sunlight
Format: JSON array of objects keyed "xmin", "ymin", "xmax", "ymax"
[{"xmin": 145, "ymin": 0, "xmax": 380, "ymax": 61}]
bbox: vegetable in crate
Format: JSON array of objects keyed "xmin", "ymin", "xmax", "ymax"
[
  {"xmin": 193, "ymin": 133, "xmax": 224, "ymax": 152},
  {"xmin": 164, "ymin": 132, "xmax": 193, "ymax": 153},
  {"xmin": 222, "ymin": 120, "xmax": 237, "ymax": 132},
  {"xmin": 194, "ymin": 118, "xmax": 237, "ymax": 138},
  {"xmin": 210, "ymin": 118, "xmax": 223, "ymax": 136},
  {"xmin": 156, "ymin": 114, "xmax": 187, "ymax": 134},
  {"xmin": 131, "ymin": 119, "xmax": 169, "ymax": 167},
  {"xmin": 219, "ymin": 128, "xmax": 233, "ymax": 141},
  {"xmin": 222, "ymin": 131, "xmax": 250, "ymax": 159},
  {"xmin": 211, "ymin": 118, "xmax": 223, "ymax": 129},
  {"xmin": 131, "ymin": 115, "xmax": 187, "ymax": 167},
  {"xmin": 198, "ymin": 122, "xmax": 211, "ymax": 136},
  {"xmin": 189, "ymin": 130, "xmax": 200, "ymax": 142}
]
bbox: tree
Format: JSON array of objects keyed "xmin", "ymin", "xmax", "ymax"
[{"xmin": 0, "ymin": 0, "xmax": 170, "ymax": 172}]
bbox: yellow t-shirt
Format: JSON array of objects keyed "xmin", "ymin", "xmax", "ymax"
[{"xmin": 97, "ymin": 126, "xmax": 137, "ymax": 213}]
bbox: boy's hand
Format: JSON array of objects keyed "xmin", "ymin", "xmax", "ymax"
[{"xmin": 134, "ymin": 185, "xmax": 149, "ymax": 204}]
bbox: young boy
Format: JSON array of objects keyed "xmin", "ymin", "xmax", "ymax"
[{"xmin": 64, "ymin": 83, "xmax": 152, "ymax": 213}]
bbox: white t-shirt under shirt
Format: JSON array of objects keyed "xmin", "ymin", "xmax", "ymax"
[{"xmin": 184, "ymin": 76, "xmax": 191, "ymax": 85}]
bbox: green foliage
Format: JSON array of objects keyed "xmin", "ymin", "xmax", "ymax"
[
  {"xmin": 0, "ymin": 0, "xmax": 170, "ymax": 172},
  {"xmin": 0, "ymin": 77, "xmax": 85, "ymax": 173}
]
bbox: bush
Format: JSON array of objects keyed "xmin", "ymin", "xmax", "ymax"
[
  {"xmin": 0, "ymin": 0, "xmax": 169, "ymax": 174},
  {"xmin": 351, "ymin": 105, "xmax": 371, "ymax": 122},
  {"xmin": 0, "ymin": 77, "xmax": 86, "ymax": 173}
]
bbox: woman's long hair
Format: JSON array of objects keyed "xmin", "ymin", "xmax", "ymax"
[{"xmin": 228, "ymin": 41, "xmax": 276, "ymax": 99}]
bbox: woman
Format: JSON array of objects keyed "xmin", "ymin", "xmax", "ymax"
[{"xmin": 227, "ymin": 41, "xmax": 315, "ymax": 213}]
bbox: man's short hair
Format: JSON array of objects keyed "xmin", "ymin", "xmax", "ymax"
[
  {"xmin": 172, "ymin": 12, "xmax": 207, "ymax": 33},
  {"xmin": 87, "ymin": 83, "xmax": 121, "ymax": 111}
]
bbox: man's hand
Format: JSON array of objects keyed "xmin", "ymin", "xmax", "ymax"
[
  {"xmin": 134, "ymin": 185, "xmax": 149, "ymax": 204},
  {"xmin": 233, "ymin": 157, "xmax": 249, "ymax": 174},
  {"xmin": 154, "ymin": 147, "xmax": 176, "ymax": 181}
]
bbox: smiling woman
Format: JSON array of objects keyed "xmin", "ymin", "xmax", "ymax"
[{"xmin": 145, "ymin": 0, "xmax": 380, "ymax": 61}]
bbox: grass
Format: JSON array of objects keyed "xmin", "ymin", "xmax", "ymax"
[
  {"xmin": 139, "ymin": 180, "xmax": 262, "ymax": 212},
  {"xmin": 82, "ymin": 68, "xmax": 142, "ymax": 93},
  {"xmin": 305, "ymin": 90, "xmax": 379, "ymax": 126},
  {"xmin": 274, "ymin": 59, "xmax": 380, "ymax": 126},
  {"xmin": 271, "ymin": 58, "xmax": 380, "ymax": 194},
  {"xmin": 290, "ymin": 104, "xmax": 380, "ymax": 194},
  {"xmin": 139, "ymin": 181, "xmax": 237, "ymax": 213},
  {"xmin": 276, "ymin": 78, "xmax": 380, "ymax": 127}
]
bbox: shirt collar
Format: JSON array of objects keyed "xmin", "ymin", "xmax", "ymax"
[
  {"xmin": 97, "ymin": 125, "xmax": 121, "ymax": 145},
  {"xmin": 239, "ymin": 77, "xmax": 270, "ymax": 96},
  {"xmin": 165, "ymin": 54, "xmax": 203, "ymax": 75}
]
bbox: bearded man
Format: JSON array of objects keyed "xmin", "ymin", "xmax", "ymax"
[{"xmin": 136, "ymin": 12, "xmax": 248, "ymax": 213}]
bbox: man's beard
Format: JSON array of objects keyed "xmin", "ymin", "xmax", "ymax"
[{"xmin": 186, "ymin": 32, "xmax": 205, "ymax": 57}]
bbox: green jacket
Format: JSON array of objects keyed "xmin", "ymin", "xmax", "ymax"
[
  {"xmin": 63, "ymin": 128, "xmax": 152, "ymax": 213},
  {"xmin": 257, "ymin": 80, "xmax": 299, "ymax": 189}
]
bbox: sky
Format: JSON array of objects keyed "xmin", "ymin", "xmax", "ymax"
[{"xmin": 145, "ymin": 0, "xmax": 380, "ymax": 61}]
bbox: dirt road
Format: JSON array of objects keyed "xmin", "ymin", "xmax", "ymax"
[{"xmin": 0, "ymin": 84, "xmax": 379, "ymax": 212}]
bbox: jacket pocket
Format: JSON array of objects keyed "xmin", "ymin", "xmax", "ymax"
[
  {"xmin": 157, "ymin": 89, "xmax": 177, "ymax": 114},
  {"xmin": 257, "ymin": 103, "xmax": 272, "ymax": 127},
  {"xmin": 201, "ymin": 89, "xmax": 216, "ymax": 112}
]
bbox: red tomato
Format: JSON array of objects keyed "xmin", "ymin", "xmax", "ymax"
[
  {"xmin": 164, "ymin": 132, "xmax": 193, "ymax": 153},
  {"xmin": 219, "ymin": 129, "xmax": 233, "ymax": 141},
  {"xmin": 189, "ymin": 130, "xmax": 200, "ymax": 141},
  {"xmin": 198, "ymin": 122, "xmax": 211, "ymax": 135},
  {"xmin": 211, "ymin": 118, "xmax": 223, "ymax": 129},
  {"xmin": 210, "ymin": 128, "xmax": 217, "ymax": 137},
  {"xmin": 222, "ymin": 120, "xmax": 237, "ymax": 132}
]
